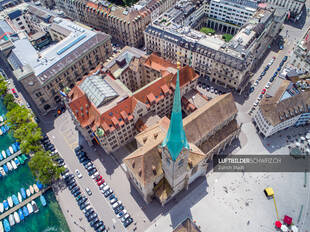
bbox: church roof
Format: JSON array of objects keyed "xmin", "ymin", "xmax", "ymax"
[{"xmin": 161, "ymin": 68, "xmax": 189, "ymax": 161}]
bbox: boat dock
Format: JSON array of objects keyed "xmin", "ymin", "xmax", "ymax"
[
  {"xmin": 0, "ymin": 150, "xmax": 21, "ymax": 166},
  {"xmin": 0, "ymin": 187, "xmax": 50, "ymax": 220}
]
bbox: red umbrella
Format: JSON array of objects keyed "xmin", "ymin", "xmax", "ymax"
[
  {"xmin": 275, "ymin": 221, "xmax": 282, "ymax": 228},
  {"xmin": 283, "ymin": 215, "xmax": 292, "ymax": 225}
]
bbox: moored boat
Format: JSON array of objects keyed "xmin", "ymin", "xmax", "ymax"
[
  {"xmin": 7, "ymin": 197, "xmax": 13, "ymax": 208},
  {"xmin": 31, "ymin": 201, "xmax": 39, "ymax": 213},
  {"xmin": 10, "ymin": 161, "xmax": 16, "ymax": 170},
  {"xmin": 0, "ymin": 167, "xmax": 5, "ymax": 176},
  {"xmin": 0, "ymin": 203, "xmax": 3, "ymax": 213},
  {"xmin": 3, "ymin": 201, "xmax": 8, "ymax": 211},
  {"xmin": 3, "ymin": 219, "xmax": 9, "ymax": 232},
  {"xmin": 40, "ymin": 195, "xmax": 46, "ymax": 206},
  {"xmin": 0, "ymin": 153, "xmax": 3, "ymax": 161},
  {"xmin": 15, "ymin": 142, "xmax": 20, "ymax": 150},
  {"xmin": 11, "ymin": 195, "xmax": 19, "ymax": 206},
  {"xmin": 0, "ymin": 129, "xmax": 3, "ymax": 136},
  {"xmin": 0, "ymin": 116, "xmax": 3, "ymax": 122},
  {"xmin": 20, "ymin": 188, "xmax": 26, "ymax": 199},
  {"xmin": 17, "ymin": 192, "xmax": 22, "ymax": 203},
  {"xmin": 13, "ymin": 211, "xmax": 20, "ymax": 224},
  {"xmin": 11, "ymin": 144, "xmax": 16, "ymax": 153},
  {"xmin": 18, "ymin": 209, "xmax": 24, "ymax": 221},
  {"xmin": 22, "ymin": 206, "xmax": 28, "ymax": 217},
  {"xmin": 0, "ymin": 220, "xmax": 3, "ymax": 232},
  {"xmin": 8, "ymin": 147, "xmax": 13, "ymax": 155},
  {"xmin": 36, "ymin": 181, "xmax": 43, "ymax": 190},
  {"xmin": 14, "ymin": 158, "xmax": 19, "ymax": 166},
  {"xmin": 26, "ymin": 203, "xmax": 33, "ymax": 214},
  {"xmin": 6, "ymin": 162, "xmax": 12, "ymax": 171},
  {"xmin": 33, "ymin": 184, "xmax": 39, "ymax": 193},
  {"xmin": 2, "ymin": 165, "xmax": 8, "ymax": 174},
  {"xmin": 8, "ymin": 214, "xmax": 14, "ymax": 226},
  {"xmin": 26, "ymin": 189, "xmax": 30, "ymax": 197},
  {"xmin": 1, "ymin": 151, "xmax": 6, "ymax": 159},
  {"xmin": 17, "ymin": 156, "xmax": 23, "ymax": 164},
  {"xmin": 29, "ymin": 185, "xmax": 34, "ymax": 195},
  {"xmin": 5, "ymin": 149, "xmax": 10, "ymax": 157},
  {"xmin": 22, "ymin": 154, "xmax": 28, "ymax": 161}
]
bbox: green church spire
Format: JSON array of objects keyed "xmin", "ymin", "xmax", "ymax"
[{"xmin": 162, "ymin": 62, "xmax": 189, "ymax": 161}]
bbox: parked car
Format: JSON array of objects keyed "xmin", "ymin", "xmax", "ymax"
[
  {"xmin": 121, "ymin": 213, "xmax": 130, "ymax": 222},
  {"xmin": 83, "ymin": 206, "xmax": 92, "ymax": 214},
  {"xmin": 85, "ymin": 188, "xmax": 92, "ymax": 196},
  {"xmin": 261, "ymin": 89, "xmax": 266, "ymax": 94},
  {"xmin": 68, "ymin": 183, "xmax": 77, "ymax": 190},
  {"xmin": 96, "ymin": 225, "xmax": 106, "ymax": 232},
  {"xmin": 101, "ymin": 185, "xmax": 110, "ymax": 193},
  {"xmin": 75, "ymin": 169, "xmax": 83, "ymax": 179},
  {"xmin": 78, "ymin": 196, "xmax": 87, "ymax": 205},
  {"xmin": 94, "ymin": 221, "xmax": 104, "ymax": 230},
  {"xmin": 97, "ymin": 180, "xmax": 105, "ymax": 186},
  {"xmin": 110, "ymin": 198, "xmax": 118, "ymax": 205},
  {"xmin": 90, "ymin": 218, "xmax": 99, "ymax": 227},
  {"xmin": 66, "ymin": 179, "xmax": 76, "ymax": 186},
  {"xmin": 80, "ymin": 202, "xmax": 90, "ymax": 210},
  {"xmin": 85, "ymin": 208, "xmax": 94, "ymax": 217},
  {"xmin": 74, "ymin": 145, "xmax": 83, "ymax": 153},
  {"xmin": 71, "ymin": 186, "xmax": 80, "ymax": 194},
  {"xmin": 87, "ymin": 213, "xmax": 98, "ymax": 222},
  {"xmin": 73, "ymin": 190, "xmax": 81, "ymax": 197},
  {"xmin": 114, "ymin": 205, "xmax": 124, "ymax": 214},
  {"xmin": 117, "ymin": 210, "xmax": 127, "ymax": 218},
  {"xmin": 95, "ymin": 175, "xmax": 103, "ymax": 182},
  {"xmin": 88, "ymin": 169, "xmax": 97, "ymax": 176},
  {"xmin": 123, "ymin": 217, "xmax": 133, "ymax": 228},
  {"xmin": 11, "ymin": 88, "xmax": 19, "ymax": 98},
  {"xmin": 104, "ymin": 189, "xmax": 113, "ymax": 198},
  {"xmin": 91, "ymin": 172, "xmax": 100, "ymax": 179},
  {"xmin": 61, "ymin": 168, "xmax": 69, "ymax": 176},
  {"xmin": 112, "ymin": 201, "xmax": 121, "ymax": 209},
  {"xmin": 249, "ymin": 87, "xmax": 255, "ymax": 93}
]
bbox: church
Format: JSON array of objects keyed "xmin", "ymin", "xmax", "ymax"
[{"xmin": 123, "ymin": 62, "xmax": 241, "ymax": 205}]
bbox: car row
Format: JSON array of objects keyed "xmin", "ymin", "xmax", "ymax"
[
  {"xmin": 41, "ymin": 135, "xmax": 56, "ymax": 153},
  {"xmin": 198, "ymin": 81, "xmax": 224, "ymax": 95}
]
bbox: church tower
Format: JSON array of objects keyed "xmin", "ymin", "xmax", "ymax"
[{"xmin": 161, "ymin": 62, "xmax": 189, "ymax": 192}]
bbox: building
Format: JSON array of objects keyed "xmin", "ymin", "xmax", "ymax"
[
  {"xmin": 7, "ymin": 18, "xmax": 112, "ymax": 113},
  {"xmin": 209, "ymin": 0, "xmax": 258, "ymax": 28},
  {"xmin": 39, "ymin": 0, "xmax": 55, "ymax": 9},
  {"xmin": 173, "ymin": 218, "xmax": 201, "ymax": 232},
  {"xmin": 7, "ymin": 9, "xmax": 30, "ymax": 33},
  {"xmin": 144, "ymin": 1, "xmax": 286, "ymax": 92},
  {"xmin": 123, "ymin": 63, "xmax": 240, "ymax": 205},
  {"xmin": 289, "ymin": 27, "xmax": 310, "ymax": 73},
  {"xmin": 55, "ymin": 0, "xmax": 177, "ymax": 48},
  {"xmin": 66, "ymin": 53, "xmax": 202, "ymax": 154},
  {"xmin": 253, "ymin": 78, "xmax": 310, "ymax": 137},
  {"xmin": 265, "ymin": 0, "xmax": 305, "ymax": 18}
]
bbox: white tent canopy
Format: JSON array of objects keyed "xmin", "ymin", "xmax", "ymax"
[
  {"xmin": 281, "ymin": 225, "xmax": 288, "ymax": 232},
  {"xmin": 291, "ymin": 225, "xmax": 298, "ymax": 232}
]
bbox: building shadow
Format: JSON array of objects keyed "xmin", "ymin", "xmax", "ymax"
[
  {"xmin": 284, "ymin": 7, "xmax": 306, "ymax": 30},
  {"xmin": 128, "ymin": 175, "xmax": 208, "ymax": 224}
]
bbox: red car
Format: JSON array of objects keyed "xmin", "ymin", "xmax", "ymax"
[
  {"xmin": 97, "ymin": 179, "xmax": 105, "ymax": 186},
  {"xmin": 261, "ymin": 89, "xmax": 266, "ymax": 94},
  {"xmin": 96, "ymin": 176, "xmax": 103, "ymax": 182},
  {"xmin": 11, "ymin": 88, "xmax": 19, "ymax": 98}
]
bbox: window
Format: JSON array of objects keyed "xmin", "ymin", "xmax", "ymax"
[{"xmin": 178, "ymin": 159, "xmax": 184, "ymax": 167}]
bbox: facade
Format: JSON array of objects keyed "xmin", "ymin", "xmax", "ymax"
[
  {"xmin": 55, "ymin": 0, "xmax": 177, "ymax": 48},
  {"xmin": 144, "ymin": 1, "xmax": 286, "ymax": 92},
  {"xmin": 289, "ymin": 27, "xmax": 310, "ymax": 73},
  {"xmin": 253, "ymin": 78, "xmax": 310, "ymax": 137},
  {"xmin": 40, "ymin": 0, "xmax": 56, "ymax": 9},
  {"xmin": 265, "ymin": 0, "xmax": 305, "ymax": 18},
  {"xmin": 7, "ymin": 9, "xmax": 30, "ymax": 33},
  {"xmin": 67, "ymin": 53, "xmax": 201, "ymax": 154},
  {"xmin": 7, "ymin": 18, "xmax": 112, "ymax": 113},
  {"xmin": 24, "ymin": 5, "xmax": 55, "ymax": 33},
  {"xmin": 209, "ymin": 0, "xmax": 257, "ymax": 27},
  {"xmin": 123, "ymin": 77, "xmax": 240, "ymax": 205}
]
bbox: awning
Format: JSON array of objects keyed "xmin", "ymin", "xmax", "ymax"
[
  {"xmin": 291, "ymin": 225, "xmax": 298, "ymax": 232},
  {"xmin": 281, "ymin": 224, "xmax": 288, "ymax": 232},
  {"xmin": 283, "ymin": 215, "xmax": 292, "ymax": 225}
]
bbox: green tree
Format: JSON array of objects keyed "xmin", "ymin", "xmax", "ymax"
[
  {"xmin": 6, "ymin": 102, "xmax": 19, "ymax": 111},
  {"xmin": 0, "ymin": 76, "xmax": 8, "ymax": 96},
  {"xmin": 3, "ymin": 94, "xmax": 14, "ymax": 108},
  {"xmin": 28, "ymin": 150, "xmax": 64, "ymax": 185},
  {"xmin": 222, "ymin": 33, "xmax": 233, "ymax": 42},
  {"xmin": 200, "ymin": 27, "xmax": 215, "ymax": 35},
  {"xmin": 6, "ymin": 105, "xmax": 31, "ymax": 130},
  {"xmin": 14, "ymin": 122, "xmax": 42, "ymax": 154}
]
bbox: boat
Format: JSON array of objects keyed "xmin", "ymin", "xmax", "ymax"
[
  {"xmin": 18, "ymin": 209, "xmax": 24, "ymax": 221},
  {"xmin": 20, "ymin": 188, "xmax": 26, "ymax": 200},
  {"xmin": 26, "ymin": 203, "xmax": 33, "ymax": 214},
  {"xmin": 6, "ymin": 162, "xmax": 12, "ymax": 171},
  {"xmin": 3, "ymin": 219, "xmax": 10, "ymax": 232},
  {"xmin": 11, "ymin": 144, "xmax": 16, "ymax": 153},
  {"xmin": 0, "ymin": 129, "xmax": 2, "ymax": 136},
  {"xmin": 10, "ymin": 160, "xmax": 16, "ymax": 170},
  {"xmin": 5, "ymin": 149, "xmax": 10, "ymax": 158},
  {"xmin": 17, "ymin": 156, "xmax": 23, "ymax": 164},
  {"xmin": 17, "ymin": 192, "xmax": 22, "ymax": 203},
  {"xmin": 3, "ymin": 165, "xmax": 8, "ymax": 174},
  {"xmin": 3, "ymin": 201, "xmax": 8, "ymax": 211},
  {"xmin": 1, "ymin": 151, "xmax": 6, "ymax": 159},
  {"xmin": 14, "ymin": 158, "xmax": 19, "ymax": 166},
  {"xmin": 13, "ymin": 212, "xmax": 20, "ymax": 224},
  {"xmin": 7, "ymin": 197, "xmax": 13, "ymax": 208},
  {"xmin": 0, "ymin": 220, "xmax": 3, "ymax": 232},
  {"xmin": 40, "ymin": 195, "xmax": 46, "ymax": 206},
  {"xmin": 36, "ymin": 181, "xmax": 43, "ymax": 190},
  {"xmin": 0, "ymin": 203, "xmax": 3, "ymax": 213},
  {"xmin": 8, "ymin": 214, "xmax": 14, "ymax": 226},
  {"xmin": 0, "ymin": 153, "xmax": 2, "ymax": 161},
  {"xmin": 0, "ymin": 167, "xmax": 5, "ymax": 176},
  {"xmin": 12, "ymin": 195, "xmax": 19, "ymax": 205},
  {"xmin": 26, "ymin": 189, "xmax": 30, "ymax": 197},
  {"xmin": 29, "ymin": 185, "xmax": 34, "ymax": 195},
  {"xmin": 33, "ymin": 184, "xmax": 39, "ymax": 193},
  {"xmin": 22, "ymin": 154, "xmax": 28, "ymax": 161},
  {"xmin": 31, "ymin": 201, "xmax": 39, "ymax": 213},
  {"xmin": 8, "ymin": 147, "xmax": 13, "ymax": 155},
  {"xmin": 15, "ymin": 142, "xmax": 19, "ymax": 150},
  {"xmin": 22, "ymin": 206, "xmax": 28, "ymax": 217}
]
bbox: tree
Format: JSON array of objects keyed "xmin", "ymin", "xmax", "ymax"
[
  {"xmin": 6, "ymin": 105, "xmax": 31, "ymax": 130},
  {"xmin": 3, "ymin": 94, "xmax": 14, "ymax": 108},
  {"xmin": 6, "ymin": 102, "xmax": 18, "ymax": 111},
  {"xmin": 28, "ymin": 150, "xmax": 64, "ymax": 185},
  {"xmin": 200, "ymin": 27, "xmax": 215, "ymax": 35},
  {"xmin": 222, "ymin": 33, "xmax": 233, "ymax": 42},
  {"xmin": 14, "ymin": 122, "xmax": 42, "ymax": 154},
  {"xmin": 0, "ymin": 76, "xmax": 8, "ymax": 96}
]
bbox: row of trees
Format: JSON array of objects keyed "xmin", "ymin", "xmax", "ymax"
[{"xmin": 0, "ymin": 75, "xmax": 64, "ymax": 185}]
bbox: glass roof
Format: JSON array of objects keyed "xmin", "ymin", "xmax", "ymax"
[{"xmin": 80, "ymin": 75, "xmax": 118, "ymax": 107}]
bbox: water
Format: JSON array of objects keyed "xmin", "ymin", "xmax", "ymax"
[{"xmin": 0, "ymin": 100, "xmax": 70, "ymax": 232}]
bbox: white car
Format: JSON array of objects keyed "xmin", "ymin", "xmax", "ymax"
[
  {"xmin": 112, "ymin": 201, "xmax": 122, "ymax": 209},
  {"xmin": 99, "ymin": 183, "xmax": 107, "ymax": 189},
  {"xmin": 75, "ymin": 169, "xmax": 82, "ymax": 179},
  {"xmin": 117, "ymin": 210, "xmax": 127, "ymax": 218},
  {"xmin": 91, "ymin": 172, "xmax": 99, "ymax": 179},
  {"xmin": 110, "ymin": 198, "xmax": 117, "ymax": 205},
  {"xmin": 121, "ymin": 213, "xmax": 130, "ymax": 222}
]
